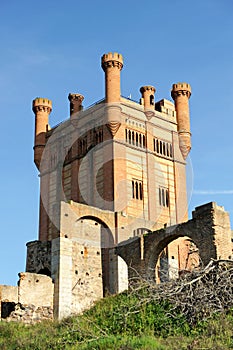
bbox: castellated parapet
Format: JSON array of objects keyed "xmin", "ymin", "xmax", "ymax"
[
  {"xmin": 171, "ymin": 82, "xmax": 191, "ymax": 99},
  {"xmin": 101, "ymin": 52, "xmax": 124, "ymax": 70},
  {"xmin": 32, "ymin": 97, "xmax": 52, "ymax": 114}
]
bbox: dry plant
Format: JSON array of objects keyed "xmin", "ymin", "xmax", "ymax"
[{"xmin": 129, "ymin": 259, "xmax": 233, "ymax": 325}]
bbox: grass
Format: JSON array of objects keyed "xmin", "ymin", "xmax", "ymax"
[{"xmin": 0, "ymin": 290, "xmax": 233, "ymax": 349}]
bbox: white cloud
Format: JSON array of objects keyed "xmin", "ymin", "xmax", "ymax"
[{"xmin": 193, "ymin": 190, "xmax": 233, "ymax": 195}]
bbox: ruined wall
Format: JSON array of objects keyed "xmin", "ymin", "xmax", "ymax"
[
  {"xmin": 26, "ymin": 240, "xmax": 51, "ymax": 274},
  {"xmin": 116, "ymin": 202, "xmax": 232, "ymax": 281},
  {"xmin": 0, "ymin": 272, "xmax": 53, "ymax": 323}
]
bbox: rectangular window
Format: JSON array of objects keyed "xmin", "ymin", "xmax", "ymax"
[
  {"xmin": 154, "ymin": 138, "xmax": 173, "ymax": 158},
  {"xmin": 132, "ymin": 179, "xmax": 143, "ymax": 200},
  {"xmin": 159, "ymin": 187, "xmax": 169, "ymax": 207},
  {"xmin": 126, "ymin": 128, "xmax": 145, "ymax": 149}
]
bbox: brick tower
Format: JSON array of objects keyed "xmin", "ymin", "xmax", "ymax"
[{"xmin": 28, "ymin": 52, "xmax": 192, "ymax": 318}]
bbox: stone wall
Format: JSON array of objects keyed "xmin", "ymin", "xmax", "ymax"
[
  {"xmin": 116, "ymin": 202, "xmax": 232, "ymax": 281},
  {"xmin": 0, "ymin": 272, "xmax": 53, "ymax": 323},
  {"xmin": 2, "ymin": 303, "xmax": 53, "ymax": 323},
  {"xmin": 26, "ymin": 240, "xmax": 51, "ymax": 275}
]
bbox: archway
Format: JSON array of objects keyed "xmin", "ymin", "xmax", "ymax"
[
  {"xmin": 75, "ymin": 216, "xmax": 115, "ymax": 295},
  {"xmin": 145, "ymin": 226, "xmax": 202, "ymax": 281},
  {"xmin": 116, "ymin": 203, "xmax": 232, "ymax": 286},
  {"xmin": 155, "ymin": 237, "xmax": 199, "ymax": 283}
]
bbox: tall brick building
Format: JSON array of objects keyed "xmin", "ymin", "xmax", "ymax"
[{"xmin": 29, "ymin": 52, "xmax": 193, "ymax": 318}]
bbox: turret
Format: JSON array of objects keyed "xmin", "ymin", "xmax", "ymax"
[
  {"xmin": 140, "ymin": 85, "xmax": 156, "ymax": 119},
  {"xmin": 32, "ymin": 97, "xmax": 52, "ymax": 169},
  {"xmin": 140, "ymin": 85, "xmax": 156, "ymax": 109},
  {"xmin": 171, "ymin": 83, "xmax": 191, "ymax": 159},
  {"xmin": 101, "ymin": 52, "xmax": 123, "ymax": 103},
  {"xmin": 68, "ymin": 93, "xmax": 84, "ymax": 118}
]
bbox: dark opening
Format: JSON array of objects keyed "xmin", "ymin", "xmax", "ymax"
[
  {"xmin": 150, "ymin": 94, "xmax": 154, "ymax": 105},
  {"xmin": 1, "ymin": 302, "xmax": 16, "ymax": 319},
  {"xmin": 37, "ymin": 267, "xmax": 51, "ymax": 277}
]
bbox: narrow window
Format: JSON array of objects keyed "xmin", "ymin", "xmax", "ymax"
[
  {"xmin": 125, "ymin": 129, "xmax": 128, "ymax": 142},
  {"xmin": 162, "ymin": 188, "xmax": 165, "ymax": 206},
  {"xmin": 139, "ymin": 182, "xmax": 143, "ymax": 200},
  {"xmin": 143, "ymin": 135, "xmax": 145, "ymax": 148},
  {"xmin": 129, "ymin": 130, "xmax": 131, "ymax": 144},
  {"xmin": 136, "ymin": 132, "xmax": 138, "ymax": 146},
  {"xmin": 166, "ymin": 143, "xmax": 169, "ymax": 157},
  {"xmin": 166, "ymin": 190, "xmax": 169, "ymax": 207},
  {"xmin": 156, "ymin": 139, "xmax": 159, "ymax": 153},
  {"xmin": 132, "ymin": 180, "xmax": 135, "ymax": 198},
  {"xmin": 159, "ymin": 188, "xmax": 162, "ymax": 205},
  {"xmin": 163, "ymin": 142, "xmax": 166, "ymax": 155},
  {"xmin": 132, "ymin": 131, "xmax": 135, "ymax": 145},
  {"xmin": 160, "ymin": 141, "xmax": 162, "ymax": 154},
  {"xmin": 139, "ymin": 134, "xmax": 142, "ymax": 147},
  {"xmin": 150, "ymin": 94, "xmax": 154, "ymax": 105},
  {"xmin": 170, "ymin": 144, "xmax": 173, "ymax": 158},
  {"xmin": 135, "ymin": 181, "xmax": 139, "ymax": 199}
]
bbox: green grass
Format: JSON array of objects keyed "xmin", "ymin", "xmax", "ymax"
[{"xmin": 0, "ymin": 290, "xmax": 233, "ymax": 349}]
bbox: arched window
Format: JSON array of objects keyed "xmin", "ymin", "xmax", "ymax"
[
  {"xmin": 150, "ymin": 94, "xmax": 154, "ymax": 105},
  {"xmin": 136, "ymin": 132, "xmax": 138, "ymax": 146}
]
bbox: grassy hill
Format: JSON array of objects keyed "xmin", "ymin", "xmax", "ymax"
[{"xmin": 0, "ymin": 287, "xmax": 233, "ymax": 350}]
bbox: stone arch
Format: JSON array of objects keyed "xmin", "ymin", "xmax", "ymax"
[
  {"xmin": 145, "ymin": 227, "xmax": 200, "ymax": 279},
  {"xmin": 76, "ymin": 215, "xmax": 115, "ymax": 295},
  {"xmin": 144, "ymin": 223, "xmax": 208, "ymax": 280},
  {"xmin": 116, "ymin": 203, "xmax": 232, "ymax": 284}
]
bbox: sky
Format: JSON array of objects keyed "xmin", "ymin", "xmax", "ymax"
[{"xmin": 0, "ymin": 0, "xmax": 232, "ymax": 285}]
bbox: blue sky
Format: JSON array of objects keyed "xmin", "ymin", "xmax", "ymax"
[{"xmin": 0, "ymin": 0, "xmax": 232, "ymax": 285}]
